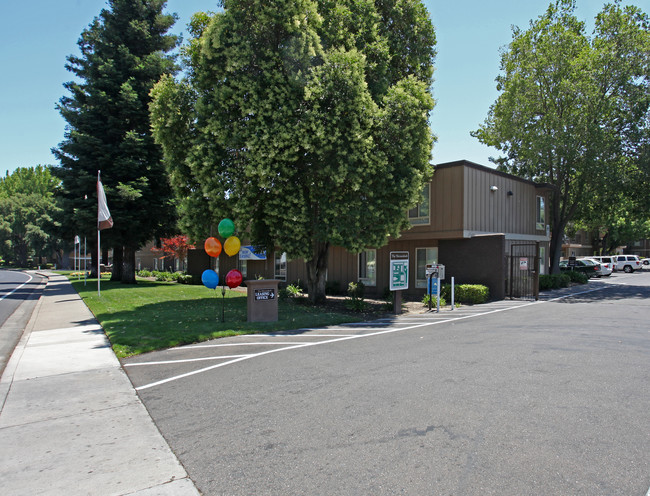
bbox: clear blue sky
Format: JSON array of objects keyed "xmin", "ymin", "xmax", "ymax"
[{"xmin": 0, "ymin": 0, "xmax": 641, "ymax": 177}]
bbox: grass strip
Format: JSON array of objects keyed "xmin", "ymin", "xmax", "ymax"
[{"xmin": 70, "ymin": 276, "xmax": 364, "ymax": 358}]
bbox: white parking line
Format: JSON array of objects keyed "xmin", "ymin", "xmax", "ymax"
[
  {"xmin": 124, "ymin": 355, "xmax": 251, "ymax": 366},
  {"xmin": 171, "ymin": 342, "xmax": 308, "ymax": 350},
  {"xmin": 135, "ymin": 285, "xmax": 612, "ymax": 391}
]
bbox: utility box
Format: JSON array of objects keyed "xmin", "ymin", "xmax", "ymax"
[{"xmin": 246, "ymin": 279, "xmax": 280, "ymax": 322}]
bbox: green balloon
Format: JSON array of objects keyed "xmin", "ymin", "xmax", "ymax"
[{"xmin": 218, "ymin": 218, "xmax": 235, "ymax": 238}]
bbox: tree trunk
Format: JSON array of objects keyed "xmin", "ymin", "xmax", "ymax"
[
  {"xmin": 306, "ymin": 241, "xmax": 329, "ymax": 304},
  {"xmin": 548, "ymin": 225, "xmax": 565, "ymax": 274},
  {"xmin": 111, "ymin": 244, "xmax": 123, "ymax": 281},
  {"xmin": 121, "ymin": 245, "xmax": 137, "ymax": 284}
]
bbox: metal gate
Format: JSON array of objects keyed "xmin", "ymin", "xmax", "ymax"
[{"xmin": 507, "ymin": 242, "xmax": 540, "ymax": 300}]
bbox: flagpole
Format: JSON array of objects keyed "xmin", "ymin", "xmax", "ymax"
[
  {"xmin": 98, "ymin": 228, "xmax": 101, "ymax": 297},
  {"xmin": 96, "ymin": 169, "xmax": 113, "ymax": 296},
  {"xmin": 98, "ymin": 170, "xmax": 101, "ymax": 297}
]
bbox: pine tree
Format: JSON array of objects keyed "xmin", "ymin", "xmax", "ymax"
[{"xmin": 53, "ymin": 0, "xmax": 178, "ymax": 282}]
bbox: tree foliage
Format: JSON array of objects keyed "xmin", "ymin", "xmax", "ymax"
[
  {"xmin": 53, "ymin": 0, "xmax": 179, "ymax": 282},
  {"xmin": 0, "ymin": 166, "xmax": 62, "ymax": 267},
  {"xmin": 473, "ymin": 0, "xmax": 650, "ymax": 271},
  {"xmin": 150, "ymin": 0, "xmax": 436, "ymax": 302},
  {"xmin": 152, "ymin": 235, "xmax": 195, "ymax": 262}
]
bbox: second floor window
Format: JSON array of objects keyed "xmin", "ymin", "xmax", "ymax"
[
  {"xmin": 409, "ymin": 183, "xmax": 430, "ymax": 225},
  {"xmin": 536, "ymin": 196, "xmax": 545, "ymax": 231}
]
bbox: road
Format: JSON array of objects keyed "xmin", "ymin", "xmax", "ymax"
[
  {"xmin": 124, "ymin": 272, "xmax": 650, "ymax": 495},
  {"xmin": 0, "ymin": 270, "xmax": 45, "ymax": 375}
]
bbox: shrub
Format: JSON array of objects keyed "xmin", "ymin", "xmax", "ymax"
[
  {"xmin": 345, "ymin": 281, "xmax": 367, "ymax": 312},
  {"xmin": 137, "ymin": 269, "xmax": 153, "ymax": 278},
  {"xmin": 326, "ymin": 280, "xmax": 342, "ymax": 295},
  {"xmin": 539, "ymin": 273, "xmax": 570, "ymax": 290},
  {"xmin": 447, "ymin": 284, "xmax": 489, "ymax": 304},
  {"xmin": 347, "ymin": 281, "xmax": 365, "ymax": 299},
  {"xmin": 422, "ymin": 294, "xmax": 447, "ymax": 307},
  {"xmin": 279, "ymin": 282, "xmax": 303, "ymax": 299},
  {"xmin": 177, "ymin": 274, "xmax": 195, "ymax": 285},
  {"xmin": 565, "ymin": 270, "xmax": 588, "ymax": 284}
]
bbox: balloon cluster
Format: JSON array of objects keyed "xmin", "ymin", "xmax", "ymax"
[{"xmin": 201, "ymin": 218, "xmax": 243, "ymax": 290}]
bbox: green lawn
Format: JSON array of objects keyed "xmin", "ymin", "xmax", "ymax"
[{"xmin": 70, "ymin": 277, "xmax": 364, "ymax": 358}]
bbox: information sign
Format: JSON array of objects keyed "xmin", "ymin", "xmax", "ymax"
[
  {"xmin": 254, "ymin": 288, "xmax": 276, "ymax": 301},
  {"xmin": 519, "ymin": 257, "xmax": 528, "ymax": 270},
  {"xmin": 389, "ymin": 251, "xmax": 409, "ymax": 291}
]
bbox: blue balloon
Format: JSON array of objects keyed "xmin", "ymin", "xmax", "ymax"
[{"xmin": 201, "ymin": 270, "xmax": 219, "ymax": 289}]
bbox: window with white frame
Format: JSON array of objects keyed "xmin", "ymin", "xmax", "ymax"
[
  {"xmin": 409, "ymin": 183, "xmax": 430, "ymax": 225},
  {"xmin": 536, "ymin": 196, "xmax": 545, "ymax": 231},
  {"xmin": 416, "ymin": 247, "xmax": 438, "ymax": 288},
  {"xmin": 358, "ymin": 249, "xmax": 376, "ymax": 286},
  {"xmin": 274, "ymin": 252, "xmax": 287, "ymax": 281},
  {"xmin": 238, "ymin": 259, "xmax": 247, "ymax": 278}
]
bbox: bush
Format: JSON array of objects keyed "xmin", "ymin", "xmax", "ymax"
[
  {"xmin": 137, "ymin": 269, "xmax": 153, "ymax": 278},
  {"xmin": 177, "ymin": 274, "xmax": 195, "ymax": 284},
  {"xmin": 279, "ymin": 282, "xmax": 303, "ymax": 299},
  {"xmin": 345, "ymin": 281, "xmax": 367, "ymax": 312},
  {"xmin": 326, "ymin": 280, "xmax": 342, "ymax": 296},
  {"xmin": 539, "ymin": 273, "xmax": 571, "ymax": 290},
  {"xmin": 565, "ymin": 270, "xmax": 588, "ymax": 284},
  {"xmin": 422, "ymin": 294, "xmax": 447, "ymax": 307},
  {"xmin": 347, "ymin": 281, "xmax": 365, "ymax": 299},
  {"xmin": 435, "ymin": 283, "xmax": 489, "ymax": 304}
]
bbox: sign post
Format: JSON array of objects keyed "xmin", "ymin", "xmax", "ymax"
[
  {"xmin": 426, "ymin": 264, "xmax": 445, "ymax": 312},
  {"xmin": 390, "ymin": 252, "xmax": 409, "ymax": 314}
]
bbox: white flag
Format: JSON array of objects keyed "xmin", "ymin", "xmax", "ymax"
[{"xmin": 97, "ymin": 176, "xmax": 113, "ymax": 230}]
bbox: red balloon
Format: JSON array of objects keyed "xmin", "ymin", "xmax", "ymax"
[
  {"xmin": 225, "ymin": 269, "xmax": 243, "ymax": 289},
  {"xmin": 204, "ymin": 237, "xmax": 222, "ymax": 258}
]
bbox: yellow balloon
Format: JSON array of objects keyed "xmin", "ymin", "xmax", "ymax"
[{"xmin": 224, "ymin": 236, "xmax": 241, "ymax": 256}]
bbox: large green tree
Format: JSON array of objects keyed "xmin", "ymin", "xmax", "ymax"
[
  {"xmin": 150, "ymin": 0, "xmax": 436, "ymax": 302},
  {"xmin": 0, "ymin": 166, "xmax": 61, "ymax": 267},
  {"xmin": 473, "ymin": 0, "xmax": 650, "ymax": 272},
  {"xmin": 53, "ymin": 0, "xmax": 179, "ymax": 283}
]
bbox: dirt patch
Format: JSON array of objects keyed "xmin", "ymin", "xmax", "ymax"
[{"xmin": 289, "ymin": 294, "xmax": 429, "ymax": 319}]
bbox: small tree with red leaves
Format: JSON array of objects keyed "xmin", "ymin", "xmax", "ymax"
[{"xmin": 152, "ymin": 235, "xmax": 195, "ymax": 270}]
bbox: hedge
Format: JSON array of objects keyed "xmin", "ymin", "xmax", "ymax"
[{"xmin": 439, "ymin": 284, "xmax": 489, "ymax": 304}]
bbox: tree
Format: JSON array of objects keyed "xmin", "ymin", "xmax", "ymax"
[
  {"xmin": 150, "ymin": 0, "xmax": 436, "ymax": 302},
  {"xmin": 0, "ymin": 166, "xmax": 61, "ymax": 267},
  {"xmin": 472, "ymin": 0, "xmax": 650, "ymax": 272},
  {"xmin": 152, "ymin": 235, "xmax": 195, "ymax": 270},
  {"xmin": 53, "ymin": 0, "xmax": 179, "ymax": 283}
]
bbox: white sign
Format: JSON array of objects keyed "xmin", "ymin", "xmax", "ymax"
[
  {"xmin": 390, "ymin": 252, "xmax": 409, "ymax": 291},
  {"xmin": 519, "ymin": 257, "xmax": 528, "ymax": 270},
  {"xmin": 239, "ymin": 246, "xmax": 267, "ymax": 261},
  {"xmin": 426, "ymin": 264, "xmax": 445, "ymax": 280}
]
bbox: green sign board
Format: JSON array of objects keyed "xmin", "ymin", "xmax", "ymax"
[{"xmin": 389, "ymin": 251, "xmax": 409, "ymax": 291}]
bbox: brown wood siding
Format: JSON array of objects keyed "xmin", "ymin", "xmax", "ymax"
[
  {"xmin": 397, "ymin": 165, "xmax": 465, "ymax": 241},
  {"xmin": 463, "ymin": 165, "xmax": 545, "ymax": 236}
]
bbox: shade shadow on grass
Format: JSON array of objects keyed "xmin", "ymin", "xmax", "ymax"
[{"xmin": 70, "ymin": 278, "xmax": 365, "ymax": 357}]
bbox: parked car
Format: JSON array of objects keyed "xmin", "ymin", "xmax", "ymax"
[
  {"xmin": 579, "ymin": 257, "xmax": 612, "ymax": 277},
  {"xmin": 590, "ymin": 255, "xmax": 617, "ymax": 274},
  {"xmin": 559, "ymin": 259, "xmax": 602, "ymax": 278},
  {"xmin": 613, "ymin": 255, "xmax": 642, "ymax": 273},
  {"xmin": 641, "ymin": 258, "xmax": 650, "ymax": 268}
]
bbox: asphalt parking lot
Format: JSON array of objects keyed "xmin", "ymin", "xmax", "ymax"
[{"xmin": 123, "ymin": 271, "xmax": 650, "ymax": 495}]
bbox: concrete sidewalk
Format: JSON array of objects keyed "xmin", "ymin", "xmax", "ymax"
[{"xmin": 0, "ymin": 272, "xmax": 200, "ymax": 495}]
